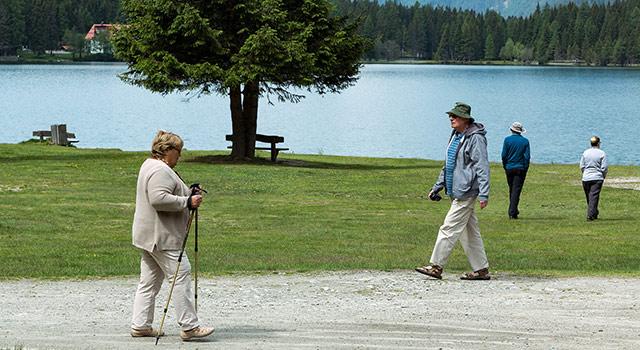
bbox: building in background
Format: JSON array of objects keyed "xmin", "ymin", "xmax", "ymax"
[{"xmin": 85, "ymin": 23, "xmax": 114, "ymax": 54}]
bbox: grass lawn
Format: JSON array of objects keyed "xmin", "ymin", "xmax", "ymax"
[{"xmin": 0, "ymin": 143, "xmax": 638, "ymax": 279}]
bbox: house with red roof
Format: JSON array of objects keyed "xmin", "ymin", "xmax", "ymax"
[{"xmin": 85, "ymin": 23, "xmax": 115, "ymax": 54}]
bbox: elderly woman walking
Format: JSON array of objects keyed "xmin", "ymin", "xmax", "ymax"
[{"xmin": 130, "ymin": 130, "xmax": 214, "ymax": 341}]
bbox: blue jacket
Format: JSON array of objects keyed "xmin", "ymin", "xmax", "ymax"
[{"xmin": 501, "ymin": 133, "xmax": 530, "ymax": 171}]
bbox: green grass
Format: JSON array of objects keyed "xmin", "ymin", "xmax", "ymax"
[{"xmin": 0, "ymin": 143, "xmax": 638, "ymax": 279}]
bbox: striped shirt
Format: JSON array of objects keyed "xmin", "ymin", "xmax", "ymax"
[{"xmin": 445, "ymin": 132, "xmax": 464, "ymax": 195}]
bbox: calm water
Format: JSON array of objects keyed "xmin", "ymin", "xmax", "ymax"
[{"xmin": 1, "ymin": 64, "xmax": 639, "ymax": 165}]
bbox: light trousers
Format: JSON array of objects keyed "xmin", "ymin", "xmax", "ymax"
[
  {"xmin": 430, "ymin": 197, "xmax": 489, "ymax": 272},
  {"xmin": 131, "ymin": 249, "xmax": 199, "ymax": 331}
]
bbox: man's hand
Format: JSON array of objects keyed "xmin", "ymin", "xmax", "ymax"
[
  {"xmin": 479, "ymin": 200, "xmax": 488, "ymax": 209},
  {"xmin": 428, "ymin": 190, "xmax": 442, "ymax": 201}
]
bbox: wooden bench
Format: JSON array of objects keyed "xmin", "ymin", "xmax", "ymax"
[
  {"xmin": 226, "ymin": 134, "xmax": 289, "ymax": 162},
  {"xmin": 33, "ymin": 124, "xmax": 79, "ymax": 146}
]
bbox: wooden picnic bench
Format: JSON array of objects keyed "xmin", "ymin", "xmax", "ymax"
[
  {"xmin": 33, "ymin": 124, "xmax": 79, "ymax": 146},
  {"xmin": 226, "ymin": 134, "xmax": 289, "ymax": 162}
]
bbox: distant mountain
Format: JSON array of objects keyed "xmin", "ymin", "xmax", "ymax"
[{"xmin": 387, "ymin": 0, "xmax": 610, "ymax": 17}]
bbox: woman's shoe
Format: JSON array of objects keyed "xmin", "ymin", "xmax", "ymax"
[
  {"xmin": 131, "ymin": 328, "xmax": 164, "ymax": 337},
  {"xmin": 180, "ymin": 326, "xmax": 215, "ymax": 341}
]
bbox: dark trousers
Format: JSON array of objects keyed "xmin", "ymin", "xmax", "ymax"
[
  {"xmin": 582, "ymin": 180, "xmax": 603, "ymax": 220},
  {"xmin": 505, "ymin": 169, "xmax": 527, "ymax": 218}
]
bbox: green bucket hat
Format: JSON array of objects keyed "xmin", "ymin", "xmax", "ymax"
[{"xmin": 447, "ymin": 102, "xmax": 472, "ymax": 119}]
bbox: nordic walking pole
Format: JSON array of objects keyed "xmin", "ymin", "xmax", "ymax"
[
  {"xmin": 194, "ymin": 208, "xmax": 199, "ymax": 313},
  {"xmin": 155, "ymin": 209, "xmax": 196, "ymax": 346},
  {"xmin": 189, "ymin": 184, "xmax": 206, "ymax": 314},
  {"xmin": 189, "ymin": 184, "xmax": 207, "ymax": 313}
]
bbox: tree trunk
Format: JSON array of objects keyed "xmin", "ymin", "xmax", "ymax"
[
  {"xmin": 242, "ymin": 81, "xmax": 259, "ymax": 158},
  {"xmin": 229, "ymin": 81, "xmax": 260, "ymax": 160},
  {"xmin": 229, "ymin": 84, "xmax": 246, "ymax": 159}
]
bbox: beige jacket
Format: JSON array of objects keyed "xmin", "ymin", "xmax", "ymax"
[{"xmin": 132, "ymin": 158, "xmax": 190, "ymax": 252}]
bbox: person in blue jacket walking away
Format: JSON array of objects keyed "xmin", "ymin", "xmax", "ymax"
[{"xmin": 501, "ymin": 122, "xmax": 530, "ymax": 219}]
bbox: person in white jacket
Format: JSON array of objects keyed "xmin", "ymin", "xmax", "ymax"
[
  {"xmin": 580, "ymin": 136, "xmax": 608, "ymax": 221},
  {"xmin": 130, "ymin": 130, "xmax": 214, "ymax": 341}
]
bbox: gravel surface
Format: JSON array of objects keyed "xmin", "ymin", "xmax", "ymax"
[{"xmin": 1, "ymin": 271, "xmax": 639, "ymax": 349}]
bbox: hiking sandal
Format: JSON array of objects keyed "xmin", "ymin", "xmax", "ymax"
[
  {"xmin": 460, "ymin": 268, "xmax": 491, "ymax": 280},
  {"xmin": 415, "ymin": 264, "xmax": 443, "ymax": 279}
]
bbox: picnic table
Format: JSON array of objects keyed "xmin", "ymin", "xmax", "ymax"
[{"xmin": 33, "ymin": 124, "xmax": 78, "ymax": 146}]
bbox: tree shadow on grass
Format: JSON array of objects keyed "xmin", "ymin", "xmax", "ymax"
[
  {"xmin": 186, "ymin": 155, "xmax": 441, "ymax": 171},
  {"xmin": 502, "ymin": 216, "xmax": 634, "ymax": 222}
]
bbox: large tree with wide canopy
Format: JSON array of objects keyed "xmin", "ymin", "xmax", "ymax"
[{"xmin": 113, "ymin": 0, "xmax": 368, "ymax": 159}]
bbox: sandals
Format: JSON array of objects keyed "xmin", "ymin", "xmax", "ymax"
[
  {"xmin": 415, "ymin": 264, "xmax": 443, "ymax": 279},
  {"xmin": 416, "ymin": 265, "xmax": 491, "ymax": 280},
  {"xmin": 460, "ymin": 268, "xmax": 491, "ymax": 280}
]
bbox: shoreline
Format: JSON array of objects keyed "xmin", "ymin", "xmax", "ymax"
[
  {"xmin": 0, "ymin": 59, "xmax": 124, "ymax": 66},
  {"xmin": 2, "ymin": 57, "xmax": 640, "ymax": 69},
  {"xmin": 364, "ymin": 60, "xmax": 640, "ymax": 69},
  {"xmin": 4, "ymin": 142, "xmax": 640, "ymax": 167}
]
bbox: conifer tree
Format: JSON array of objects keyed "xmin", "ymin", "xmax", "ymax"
[
  {"xmin": 500, "ymin": 38, "xmax": 515, "ymax": 60},
  {"xmin": 484, "ymin": 33, "xmax": 496, "ymax": 60},
  {"xmin": 630, "ymin": 6, "xmax": 640, "ymax": 63},
  {"xmin": 434, "ymin": 22, "xmax": 452, "ymax": 61},
  {"xmin": 113, "ymin": 0, "xmax": 368, "ymax": 159}
]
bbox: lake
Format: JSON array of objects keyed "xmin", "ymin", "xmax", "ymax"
[{"xmin": 1, "ymin": 64, "xmax": 639, "ymax": 165}]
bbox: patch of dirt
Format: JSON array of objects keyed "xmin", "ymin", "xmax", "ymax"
[
  {"xmin": 0, "ymin": 185, "xmax": 23, "ymax": 192},
  {"xmin": 605, "ymin": 177, "xmax": 640, "ymax": 190}
]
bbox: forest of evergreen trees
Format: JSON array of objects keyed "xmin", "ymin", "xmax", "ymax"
[
  {"xmin": 1, "ymin": 0, "xmax": 640, "ymax": 66},
  {"xmin": 388, "ymin": 0, "xmax": 609, "ymax": 18},
  {"xmin": 0, "ymin": 0, "xmax": 121, "ymax": 56},
  {"xmin": 334, "ymin": 0, "xmax": 640, "ymax": 65}
]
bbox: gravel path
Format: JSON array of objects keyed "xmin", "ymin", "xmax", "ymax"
[{"xmin": 1, "ymin": 271, "xmax": 639, "ymax": 349}]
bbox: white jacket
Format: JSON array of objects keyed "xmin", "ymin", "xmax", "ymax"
[
  {"xmin": 580, "ymin": 147, "xmax": 608, "ymax": 182},
  {"xmin": 132, "ymin": 158, "xmax": 190, "ymax": 252}
]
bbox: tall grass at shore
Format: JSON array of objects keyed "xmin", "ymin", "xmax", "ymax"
[{"xmin": 0, "ymin": 143, "xmax": 638, "ymax": 278}]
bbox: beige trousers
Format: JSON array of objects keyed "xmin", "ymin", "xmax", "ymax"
[
  {"xmin": 430, "ymin": 197, "xmax": 489, "ymax": 271},
  {"xmin": 131, "ymin": 249, "xmax": 199, "ymax": 331}
]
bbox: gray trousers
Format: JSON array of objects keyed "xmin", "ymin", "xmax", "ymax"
[
  {"xmin": 582, "ymin": 180, "xmax": 603, "ymax": 220},
  {"xmin": 131, "ymin": 249, "xmax": 199, "ymax": 331}
]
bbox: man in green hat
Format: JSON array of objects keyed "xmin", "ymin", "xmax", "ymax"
[{"xmin": 416, "ymin": 102, "xmax": 491, "ymax": 280}]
